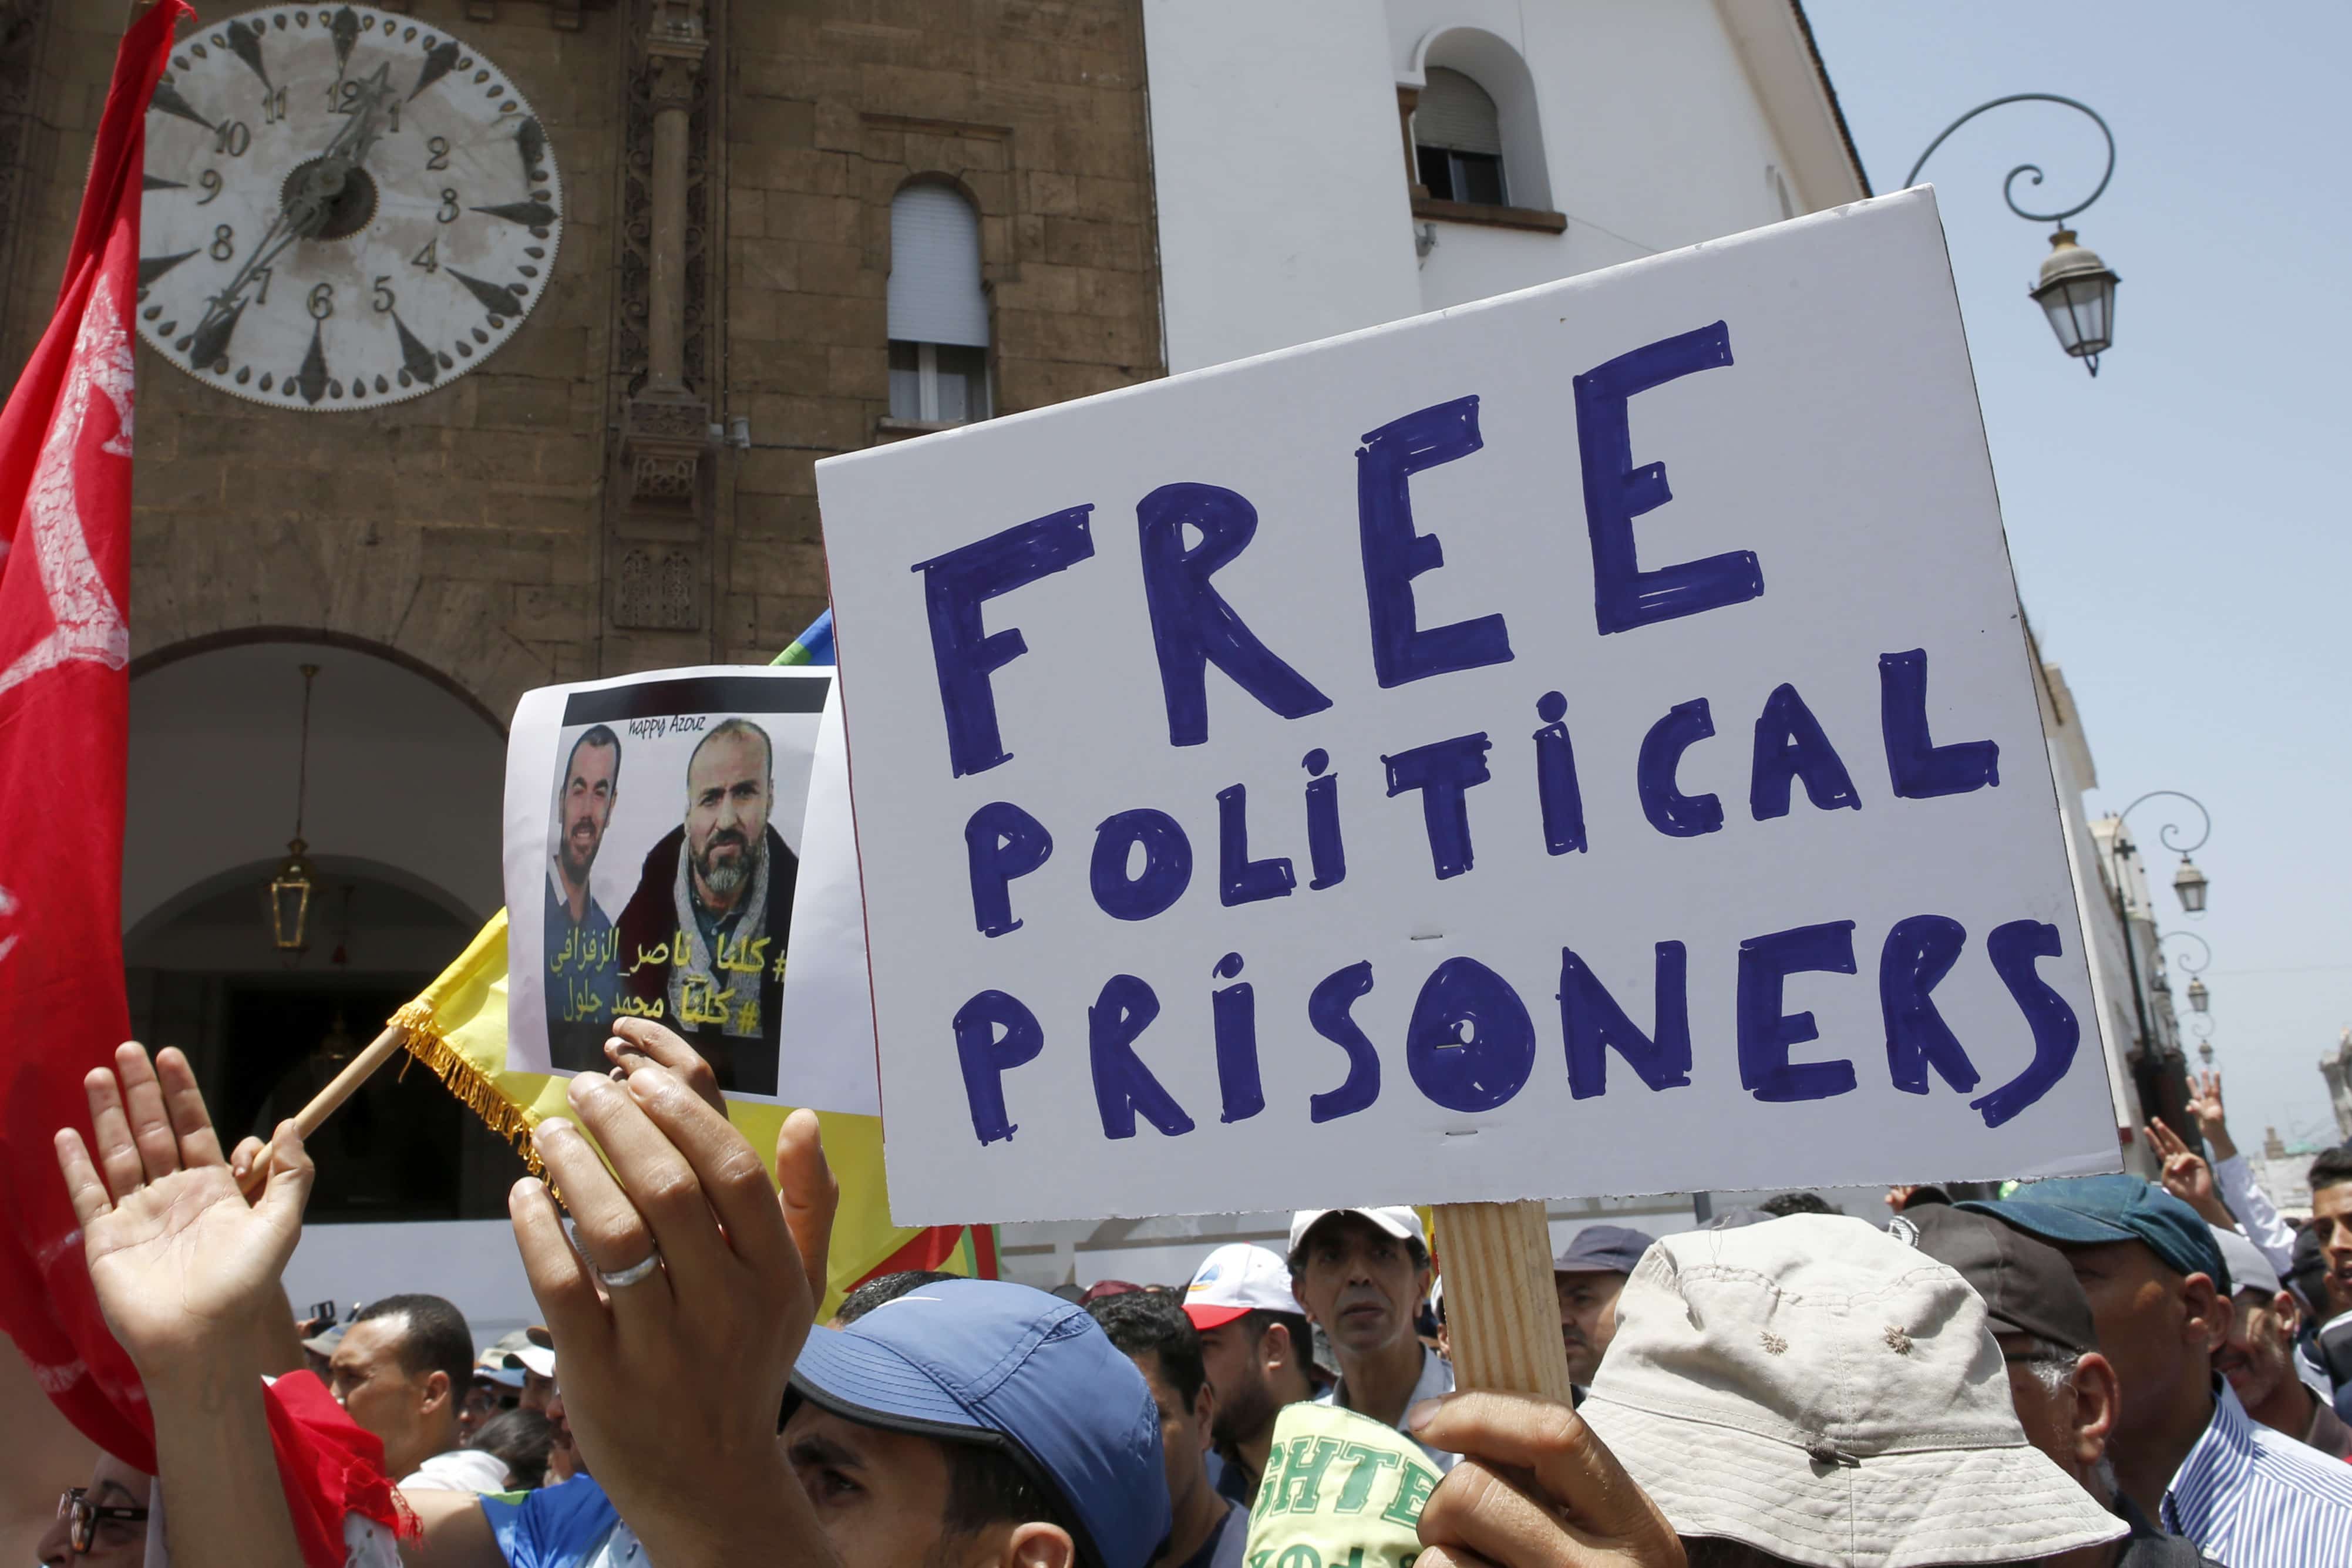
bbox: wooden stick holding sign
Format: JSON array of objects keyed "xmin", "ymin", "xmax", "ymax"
[{"xmin": 1434, "ymin": 1200, "xmax": 1577, "ymax": 1402}]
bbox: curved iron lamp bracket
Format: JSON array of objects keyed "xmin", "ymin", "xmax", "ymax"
[
  {"xmin": 2114, "ymin": 790, "xmax": 2211, "ymax": 856},
  {"xmin": 1905, "ymin": 93, "xmax": 2116, "ymax": 227}
]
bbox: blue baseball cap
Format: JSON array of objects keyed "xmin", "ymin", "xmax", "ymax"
[
  {"xmin": 788, "ymin": 1278, "xmax": 1167, "ymax": 1568},
  {"xmin": 1959, "ymin": 1175, "xmax": 2230, "ymax": 1296}
]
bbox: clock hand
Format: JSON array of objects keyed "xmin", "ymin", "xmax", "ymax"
[{"xmin": 184, "ymin": 68, "xmax": 395, "ymax": 365}]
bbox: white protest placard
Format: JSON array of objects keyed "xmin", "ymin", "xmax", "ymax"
[
  {"xmin": 817, "ymin": 189, "xmax": 2119, "ymax": 1226},
  {"xmin": 504, "ymin": 664, "xmax": 878, "ymax": 1113}
]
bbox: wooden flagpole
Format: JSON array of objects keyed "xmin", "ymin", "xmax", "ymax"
[{"xmin": 237, "ymin": 1022, "xmax": 409, "ymax": 1194}]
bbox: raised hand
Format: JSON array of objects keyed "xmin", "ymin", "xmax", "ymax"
[
  {"xmin": 2186, "ymin": 1070, "xmax": 2236, "ymax": 1160},
  {"xmin": 2146, "ymin": 1117, "xmax": 2235, "ymax": 1230},
  {"xmin": 1409, "ymin": 1391, "xmax": 1687, "ymax": 1568},
  {"xmin": 52, "ymin": 1045, "xmax": 314, "ymax": 1388},
  {"xmin": 509, "ymin": 1069, "xmax": 838, "ymax": 1568}
]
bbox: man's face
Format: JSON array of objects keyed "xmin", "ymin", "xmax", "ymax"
[
  {"xmin": 519, "ymin": 1367, "xmax": 555, "ymax": 1414},
  {"xmin": 685, "ymin": 731, "xmax": 772, "ymax": 907},
  {"xmin": 36, "ymin": 1456, "xmax": 149, "ymax": 1568},
  {"xmin": 329, "ymin": 1316, "xmax": 445, "ymax": 1476},
  {"xmin": 459, "ymin": 1378, "xmax": 516, "ymax": 1441},
  {"xmin": 2060, "ymin": 1241, "xmax": 2207, "ymax": 1442},
  {"xmin": 543, "ymin": 1376, "xmax": 582, "ymax": 1481},
  {"xmin": 1131, "ymin": 1350, "xmax": 1211, "ymax": 1527},
  {"xmin": 2218, "ymin": 1289, "xmax": 2301, "ymax": 1414},
  {"xmin": 1197, "ymin": 1319, "xmax": 1274, "ymax": 1452},
  {"xmin": 1294, "ymin": 1216, "xmax": 1426, "ymax": 1359},
  {"xmin": 560, "ymin": 738, "xmax": 619, "ymax": 885},
  {"xmin": 1996, "ymin": 1333, "xmax": 2081, "ymax": 1479},
  {"xmin": 2313, "ymin": 1183, "xmax": 2352, "ymax": 1314},
  {"xmin": 784, "ymin": 1405, "xmax": 1064, "ymax": 1568},
  {"xmin": 1554, "ymin": 1270, "xmax": 1628, "ymax": 1385}
]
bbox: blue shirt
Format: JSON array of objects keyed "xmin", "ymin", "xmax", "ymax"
[
  {"xmin": 2162, "ymin": 1379, "xmax": 2352, "ymax": 1567},
  {"xmin": 479, "ymin": 1476, "xmax": 637, "ymax": 1568}
]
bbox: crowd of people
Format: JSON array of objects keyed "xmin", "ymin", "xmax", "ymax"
[{"xmin": 34, "ymin": 1019, "xmax": 2352, "ymax": 1568}]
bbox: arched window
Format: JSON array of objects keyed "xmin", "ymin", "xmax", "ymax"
[
  {"xmin": 1414, "ymin": 68, "xmax": 1506, "ymax": 207},
  {"xmin": 887, "ymin": 183, "xmax": 992, "ymax": 424}
]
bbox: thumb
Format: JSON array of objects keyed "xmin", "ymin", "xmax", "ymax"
[
  {"xmin": 252, "ymin": 1120, "xmax": 315, "ymax": 1239},
  {"xmin": 775, "ymin": 1109, "xmax": 837, "ymax": 1312}
]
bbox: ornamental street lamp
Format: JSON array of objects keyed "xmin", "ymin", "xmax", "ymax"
[
  {"xmin": 2173, "ymin": 855, "xmax": 2209, "ymax": 916},
  {"xmin": 1907, "ymin": 94, "xmax": 2121, "ymax": 375}
]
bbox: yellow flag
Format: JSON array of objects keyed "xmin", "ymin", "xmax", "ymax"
[{"xmin": 390, "ymin": 910, "xmax": 987, "ymax": 1316}]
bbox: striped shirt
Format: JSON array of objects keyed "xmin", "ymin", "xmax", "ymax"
[{"xmin": 2162, "ymin": 1379, "xmax": 2352, "ymax": 1567}]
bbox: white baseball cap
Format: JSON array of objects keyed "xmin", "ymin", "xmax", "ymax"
[
  {"xmin": 1287, "ymin": 1207, "xmax": 1426, "ymax": 1256},
  {"xmin": 1182, "ymin": 1243, "xmax": 1302, "ymax": 1330}
]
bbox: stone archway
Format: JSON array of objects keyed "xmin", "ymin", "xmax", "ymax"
[{"xmin": 124, "ymin": 634, "xmax": 522, "ymax": 1220}]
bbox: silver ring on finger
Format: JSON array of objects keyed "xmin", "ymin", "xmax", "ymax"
[{"xmin": 595, "ymin": 1247, "xmax": 662, "ymax": 1290}]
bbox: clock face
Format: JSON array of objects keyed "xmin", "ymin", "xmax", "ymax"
[{"xmin": 137, "ymin": 4, "xmax": 562, "ymax": 410}]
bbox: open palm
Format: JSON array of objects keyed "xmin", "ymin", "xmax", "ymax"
[{"xmin": 55, "ymin": 1044, "xmax": 312, "ymax": 1376}]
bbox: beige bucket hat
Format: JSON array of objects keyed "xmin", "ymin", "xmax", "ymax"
[{"xmin": 1578, "ymin": 1214, "xmax": 2126, "ymax": 1567}]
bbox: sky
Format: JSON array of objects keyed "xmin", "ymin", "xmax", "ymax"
[{"xmin": 1803, "ymin": 3, "xmax": 2352, "ymax": 1156}]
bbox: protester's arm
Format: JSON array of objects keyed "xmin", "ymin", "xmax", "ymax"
[
  {"xmin": 52, "ymin": 1045, "xmax": 309, "ymax": 1568},
  {"xmin": 395, "ymin": 1491, "xmax": 506, "ymax": 1568},
  {"xmin": 2187, "ymin": 1071, "xmax": 2297, "ymax": 1275},
  {"xmin": 511, "ymin": 1068, "xmax": 842, "ymax": 1568},
  {"xmin": 1408, "ymin": 1391, "xmax": 1686, "ymax": 1568},
  {"xmin": 2146, "ymin": 1119, "xmax": 2238, "ymax": 1231}
]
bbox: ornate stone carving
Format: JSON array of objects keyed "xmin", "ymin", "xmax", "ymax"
[
  {"xmin": 621, "ymin": 388, "xmax": 709, "ymax": 504},
  {"xmin": 614, "ymin": 546, "xmax": 699, "ymax": 630}
]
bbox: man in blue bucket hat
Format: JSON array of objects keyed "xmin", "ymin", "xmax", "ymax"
[{"xmin": 1964, "ymin": 1174, "xmax": 2352, "ymax": 1567}]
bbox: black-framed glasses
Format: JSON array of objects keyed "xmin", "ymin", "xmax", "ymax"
[{"xmin": 56, "ymin": 1488, "xmax": 147, "ymax": 1553}]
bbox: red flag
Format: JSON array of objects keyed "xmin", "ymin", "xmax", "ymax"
[
  {"xmin": 0, "ymin": 9, "xmax": 399, "ymax": 1563},
  {"xmin": 0, "ymin": 0, "xmax": 181, "ymax": 1472}
]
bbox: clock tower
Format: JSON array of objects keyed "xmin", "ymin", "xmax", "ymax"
[{"xmin": 0, "ymin": 0, "xmax": 1165, "ymax": 1226}]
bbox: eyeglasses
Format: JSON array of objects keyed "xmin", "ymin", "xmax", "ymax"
[{"xmin": 56, "ymin": 1488, "xmax": 147, "ymax": 1553}]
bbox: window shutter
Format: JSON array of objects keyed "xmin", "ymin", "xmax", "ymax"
[
  {"xmin": 887, "ymin": 184, "xmax": 990, "ymax": 348},
  {"xmin": 1415, "ymin": 67, "xmax": 1502, "ymax": 156}
]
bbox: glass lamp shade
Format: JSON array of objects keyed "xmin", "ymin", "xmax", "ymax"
[
  {"xmin": 2196, "ymin": 1039, "xmax": 2215, "ymax": 1066},
  {"xmin": 2186, "ymin": 976, "xmax": 2210, "ymax": 1014},
  {"xmin": 268, "ymin": 838, "xmax": 318, "ymax": 953},
  {"xmin": 2172, "ymin": 856, "xmax": 2209, "ymax": 915},
  {"xmin": 2029, "ymin": 229, "xmax": 2119, "ymax": 370}
]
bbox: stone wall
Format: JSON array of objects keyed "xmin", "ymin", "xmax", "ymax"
[
  {"xmin": 714, "ymin": 0, "xmax": 1166, "ymax": 661},
  {"xmin": 2, "ymin": 0, "xmax": 1162, "ymax": 719}
]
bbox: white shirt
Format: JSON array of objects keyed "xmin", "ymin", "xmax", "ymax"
[
  {"xmin": 399, "ymin": 1446, "xmax": 514, "ymax": 1495},
  {"xmin": 1315, "ymin": 1344, "xmax": 1458, "ymax": 1472},
  {"xmin": 2213, "ymin": 1154, "xmax": 2298, "ymax": 1278}
]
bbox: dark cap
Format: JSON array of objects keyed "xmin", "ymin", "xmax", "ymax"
[
  {"xmin": 1896, "ymin": 1204, "xmax": 2097, "ymax": 1357},
  {"xmin": 1959, "ymin": 1175, "xmax": 2230, "ymax": 1297},
  {"xmin": 1554, "ymin": 1224, "xmax": 1657, "ymax": 1276}
]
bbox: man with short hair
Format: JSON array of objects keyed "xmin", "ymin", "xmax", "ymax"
[
  {"xmin": 1579, "ymin": 1213, "xmax": 2129, "ymax": 1563},
  {"xmin": 1287, "ymin": 1208, "xmax": 1453, "ymax": 1471},
  {"xmin": 547, "ymin": 725, "xmax": 624, "ymax": 1069},
  {"xmin": 615, "ymin": 716, "xmax": 799, "ymax": 1094},
  {"xmin": 1551, "ymin": 1224, "xmax": 1653, "ymax": 1387},
  {"xmin": 1089, "ymin": 1291, "xmax": 1244, "ymax": 1568},
  {"xmin": 1900, "ymin": 1201, "xmax": 2216, "ymax": 1563},
  {"xmin": 1964, "ymin": 1175, "xmax": 2352, "ymax": 1565},
  {"xmin": 2210, "ymin": 1224, "xmax": 2352, "ymax": 1459},
  {"xmin": 2311, "ymin": 1145, "xmax": 2352, "ymax": 1321},
  {"xmin": 332, "ymin": 1295, "xmax": 508, "ymax": 1495},
  {"xmin": 1180, "ymin": 1242, "xmax": 1317, "ymax": 1504}
]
